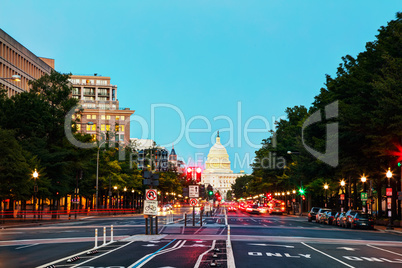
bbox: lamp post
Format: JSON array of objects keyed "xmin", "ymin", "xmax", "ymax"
[
  {"xmin": 32, "ymin": 169, "xmax": 39, "ymax": 221},
  {"xmin": 123, "ymin": 187, "xmax": 127, "ymax": 209},
  {"xmin": 361, "ymin": 175, "xmax": 367, "ymax": 213},
  {"xmin": 386, "ymin": 168, "xmax": 393, "ymax": 230},
  {"xmin": 340, "ymin": 180, "xmax": 345, "ymax": 212},
  {"xmin": 324, "ymin": 183, "xmax": 329, "ymax": 208},
  {"xmin": 0, "ymin": 75, "xmax": 21, "ymax": 82}
]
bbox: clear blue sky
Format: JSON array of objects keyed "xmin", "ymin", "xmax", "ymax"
[{"xmin": 1, "ymin": 1, "xmax": 400, "ymax": 173}]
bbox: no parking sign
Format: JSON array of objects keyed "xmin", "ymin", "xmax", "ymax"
[{"xmin": 190, "ymin": 198, "xmax": 198, "ymax": 206}]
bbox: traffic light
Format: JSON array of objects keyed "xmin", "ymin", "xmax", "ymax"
[
  {"xmin": 266, "ymin": 193, "xmax": 272, "ymax": 200},
  {"xmin": 301, "ymin": 195, "xmax": 305, "ymax": 201},
  {"xmin": 209, "ymin": 191, "xmax": 213, "ymax": 196},
  {"xmin": 299, "ymin": 188, "xmax": 305, "ymax": 195},
  {"xmin": 196, "ymin": 167, "xmax": 202, "ymax": 182},
  {"xmin": 186, "ymin": 167, "xmax": 192, "ymax": 181},
  {"xmin": 398, "ymin": 162, "xmax": 401, "ymax": 167}
]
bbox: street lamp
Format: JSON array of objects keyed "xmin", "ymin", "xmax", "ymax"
[
  {"xmin": 386, "ymin": 168, "xmax": 393, "ymax": 230},
  {"xmin": 32, "ymin": 169, "xmax": 39, "ymax": 221},
  {"xmin": 0, "ymin": 75, "xmax": 21, "ymax": 82},
  {"xmin": 340, "ymin": 180, "xmax": 345, "ymax": 212},
  {"xmin": 361, "ymin": 175, "xmax": 367, "ymax": 213},
  {"xmin": 324, "ymin": 183, "xmax": 329, "ymax": 208}
]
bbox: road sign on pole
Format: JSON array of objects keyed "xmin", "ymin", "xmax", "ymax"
[
  {"xmin": 189, "ymin": 185, "xmax": 199, "ymax": 198},
  {"xmin": 146, "ymin": 189, "xmax": 158, "ymax": 201},
  {"xmin": 144, "ymin": 200, "xmax": 158, "ymax": 216},
  {"xmin": 190, "ymin": 198, "xmax": 198, "ymax": 206},
  {"xmin": 361, "ymin": 192, "xmax": 367, "ymax": 201}
]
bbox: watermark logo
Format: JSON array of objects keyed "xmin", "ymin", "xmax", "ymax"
[{"xmin": 301, "ymin": 101, "xmax": 339, "ymax": 167}]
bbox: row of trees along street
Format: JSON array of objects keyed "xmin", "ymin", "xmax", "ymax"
[
  {"xmin": 232, "ymin": 13, "xmax": 402, "ymax": 224},
  {"xmin": 0, "ymin": 71, "xmax": 184, "ymax": 219}
]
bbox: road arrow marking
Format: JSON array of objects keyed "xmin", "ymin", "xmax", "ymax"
[
  {"xmin": 337, "ymin": 247, "xmax": 358, "ymax": 251},
  {"xmin": 248, "ymin": 243, "xmax": 294, "ymax": 248},
  {"xmin": 143, "ymin": 244, "xmax": 157, "ymax": 247}
]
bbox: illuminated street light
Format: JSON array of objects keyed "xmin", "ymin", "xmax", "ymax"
[
  {"xmin": 0, "ymin": 75, "xmax": 21, "ymax": 82},
  {"xmin": 32, "ymin": 169, "xmax": 39, "ymax": 220},
  {"xmin": 386, "ymin": 168, "xmax": 393, "ymax": 230},
  {"xmin": 324, "ymin": 183, "xmax": 329, "ymax": 208}
]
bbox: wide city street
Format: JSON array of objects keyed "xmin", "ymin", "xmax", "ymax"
[{"xmin": 1, "ymin": 206, "xmax": 401, "ymax": 268}]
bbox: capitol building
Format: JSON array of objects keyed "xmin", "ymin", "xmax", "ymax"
[{"xmin": 201, "ymin": 132, "xmax": 245, "ymax": 197}]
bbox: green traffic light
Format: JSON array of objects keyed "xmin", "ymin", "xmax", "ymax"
[
  {"xmin": 299, "ymin": 188, "xmax": 305, "ymax": 194},
  {"xmin": 398, "ymin": 162, "xmax": 401, "ymax": 167},
  {"xmin": 209, "ymin": 191, "xmax": 213, "ymax": 195}
]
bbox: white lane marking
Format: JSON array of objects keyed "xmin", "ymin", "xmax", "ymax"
[
  {"xmin": 218, "ymin": 226, "xmax": 226, "ymax": 235},
  {"xmin": 337, "ymin": 247, "xmax": 359, "ymax": 251},
  {"xmin": 71, "ymin": 241, "xmax": 135, "ymax": 268},
  {"xmin": 301, "ymin": 242, "xmax": 355, "ymax": 268},
  {"xmin": 16, "ymin": 243, "xmax": 38, "ymax": 249},
  {"xmin": 367, "ymin": 244, "xmax": 402, "ymax": 257},
  {"xmin": 194, "ymin": 240, "xmax": 216, "ymax": 268},
  {"xmin": 248, "ymin": 243, "xmax": 294, "ymax": 248},
  {"xmin": 128, "ymin": 240, "xmax": 186, "ymax": 268}
]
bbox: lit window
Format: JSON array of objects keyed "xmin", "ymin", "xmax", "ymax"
[
  {"xmin": 116, "ymin": 116, "xmax": 120, "ymax": 120},
  {"xmin": 91, "ymin": 124, "xmax": 96, "ymax": 131},
  {"xmin": 77, "ymin": 124, "xmax": 81, "ymax": 131},
  {"xmin": 87, "ymin": 115, "xmax": 91, "ymax": 119},
  {"xmin": 86, "ymin": 125, "xmax": 91, "ymax": 131},
  {"xmin": 101, "ymin": 124, "xmax": 105, "ymax": 131},
  {"xmin": 106, "ymin": 115, "xmax": 111, "ymax": 120},
  {"xmin": 91, "ymin": 134, "xmax": 96, "ymax": 141},
  {"xmin": 76, "ymin": 114, "xmax": 81, "ymax": 120},
  {"xmin": 101, "ymin": 115, "xmax": 105, "ymax": 120},
  {"xmin": 106, "ymin": 125, "xmax": 110, "ymax": 131},
  {"xmin": 115, "ymin": 125, "xmax": 119, "ymax": 132},
  {"xmin": 121, "ymin": 116, "xmax": 125, "ymax": 120},
  {"xmin": 72, "ymin": 115, "xmax": 75, "ymax": 119},
  {"xmin": 92, "ymin": 115, "xmax": 96, "ymax": 119},
  {"xmin": 121, "ymin": 125, "xmax": 125, "ymax": 132}
]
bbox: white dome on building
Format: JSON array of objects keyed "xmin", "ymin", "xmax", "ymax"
[{"xmin": 204, "ymin": 132, "xmax": 233, "ymax": 174}]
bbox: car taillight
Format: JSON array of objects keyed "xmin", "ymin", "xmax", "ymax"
[
  {"xmin": 281, "ymin": 207, "xmax": 285, "ymax": 211},
  {"xmin": 354, "ymin": 218, "xmax": 359, "ymax": 221}
]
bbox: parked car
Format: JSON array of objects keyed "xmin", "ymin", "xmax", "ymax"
[
  {"xmin": 325, "ymin": 211, "xmax": 338, "ymax": 225},
  {"xmin": 350, "ymin": 212, "xmax": 375, "ymax": 229},
  {"xmin": 338, "ymin": 212, "xmax": 348, "ymax": 228},
  {"xmin": 344, "ymin": 210, "xmax": 362, "ymax": 228},
  {"xmin": 308, "ymin": 207, "xmax": 321, "ymax": 222},
  {"xmin": 332, "ymin": 212, "xmax": 342, "ymax": 226},
  {"xmin": 316, "ymin": 208, "xmax": 331, "ymax": 223}
]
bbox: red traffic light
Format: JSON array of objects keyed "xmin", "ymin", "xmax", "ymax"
[
  {"xmin": 196, "ymin": 167, "xmax": 202, "ymax": 182},
  {"xmin": 187, "ymin": 167, "xmax": 192, "ymax": 173}
]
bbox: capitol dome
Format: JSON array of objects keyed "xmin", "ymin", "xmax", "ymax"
[{"xmin": 204, "ymin": 132, "xmax": 233, "ymax": 174}]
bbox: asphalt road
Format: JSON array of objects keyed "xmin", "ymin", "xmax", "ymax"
[{"xmin": 1, "ymin": 207, "xmax": 401, "ymax": 268}]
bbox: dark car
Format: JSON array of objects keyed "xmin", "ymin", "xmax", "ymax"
[
  {"xmin": 308, "ymin": 207, "xmax": 321, "ymax": 222},
  {"xmin": 338, "ymin": 212, "xmax": 348, "ymax": 227},
  {"xmin": 325, "ymin": 211, "xmax": 338, "ymax": 225},
  {"xmin": 344, "ymin": 210, "xmax": 362, "ymax": 228},
  {"xmin": 332, "ymin": 212, "xmax": 342, "ymax": 226},
  {"xmin": 351, "ymin": 212, "xmax": 375, "ymax": 229}
]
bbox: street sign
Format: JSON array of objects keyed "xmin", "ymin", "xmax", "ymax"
[
  {"xmin": 386, "ymin": 188, "xmax": 392, "ymax": 196},
  {"xmin": 189, "ymin": 185, "xmax": 199, "ymax": 198},
  {"xmin": 190, "ymin": 198, "xmax": 198, "ymax": 206},
  {"xmin": 146, "ymin": 189, "xmax": 158, "ymax": 201},
  {"xmin": 143, "ymin": 200, "xmax": 158, "ymax": 215},
  {"xmin": 361, "ymin": 192, "xmax": 367, "ymax": 201},
  {"xmin": 387, "ymin": 197, "xmax": 392, "ymax": 210}
]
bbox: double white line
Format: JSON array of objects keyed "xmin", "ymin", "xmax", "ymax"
[{"xmin": 128, "ymin": 239, "xmax": 186, "ymax": 268}]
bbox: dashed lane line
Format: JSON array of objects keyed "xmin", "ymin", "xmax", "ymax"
[{"xmin": 301, "ymin": 242, "xmax": 355, "ymax": 268}]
